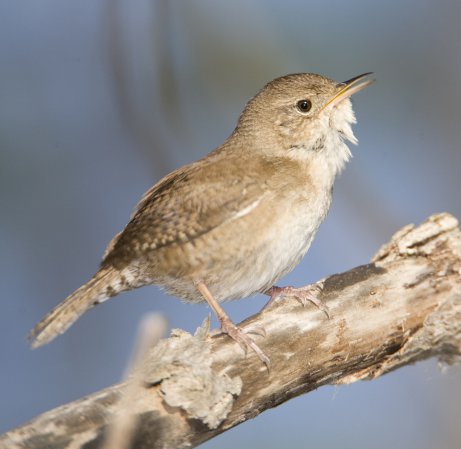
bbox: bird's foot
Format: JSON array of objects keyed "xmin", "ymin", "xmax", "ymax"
[
  {"xmin": 209, "ymin": 323, "xmax": 266, "ymax": 338},
  {"xmin": 263, "ymin": 282, "xmax": 330, "ymax": 318},
  {"xmin": 195, "ymin": 280, "xmax": 270, "ymax": 370},
  {"xmin": 218, "ymin": 316, "xmax": 270, "ymax": 370}
]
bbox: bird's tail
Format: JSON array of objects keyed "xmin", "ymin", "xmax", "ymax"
[{"xmin": 28, "ymin": 266, "xmax": 125, "ymax": 349}]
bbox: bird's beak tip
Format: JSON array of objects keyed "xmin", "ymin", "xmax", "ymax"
[{"xmin": 338, "ymin": 72, "xmax": 375, "ymax": 88}]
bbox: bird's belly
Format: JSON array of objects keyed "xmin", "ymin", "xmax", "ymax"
[
  {"xmin": 153, "ymin": 193, "xmax": 329, "ymax": 303},
  {"xmin": 240, "ymin": 207, "xmax": 320, "ymax": 295}
]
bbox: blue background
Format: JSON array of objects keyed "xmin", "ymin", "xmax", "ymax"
[{"xmin": 1, "ymin": 1, "xmax": 461, "ymax": 447}]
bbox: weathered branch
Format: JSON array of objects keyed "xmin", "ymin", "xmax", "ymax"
[{"xmin": 2, "ymin": 213, "xmax": 461, "ymax": 449}]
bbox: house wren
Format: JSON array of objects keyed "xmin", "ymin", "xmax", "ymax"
[{"xmin": 29, "ymin": 72, "xmax": 373, "ymax": 367}]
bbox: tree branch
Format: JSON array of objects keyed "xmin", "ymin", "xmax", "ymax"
[{"xmin": 2, "ymin": 213, "xmax": 461, "ymax": 449}]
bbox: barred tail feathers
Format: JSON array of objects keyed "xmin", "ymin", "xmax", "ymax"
[{"xmin": 29, "ymin": 267, "xmax": 124, "ymax": 349}]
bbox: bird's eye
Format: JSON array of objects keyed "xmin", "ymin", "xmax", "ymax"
[{"xmin": 296, "ymin": 99, "xmax": 312, "ymax": 113}]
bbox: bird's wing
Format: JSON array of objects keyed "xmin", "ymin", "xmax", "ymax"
[{"xmin": 102, "ymin": 154, "xmax": 273, "ymax": 264}]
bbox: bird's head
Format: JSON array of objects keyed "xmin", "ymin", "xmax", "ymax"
[{"xmin": 237, "ymin": 72, "xmax": 374, "ymax": 172}]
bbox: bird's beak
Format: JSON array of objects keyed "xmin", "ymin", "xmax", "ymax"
[{"xmin": 322, "ymin": 72, "xmax": 374, "ymax": 111}]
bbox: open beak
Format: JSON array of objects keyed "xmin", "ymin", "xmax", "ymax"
[{"xmin": 322, "ymin": 72, "xmax": 374, "ymax": 111}]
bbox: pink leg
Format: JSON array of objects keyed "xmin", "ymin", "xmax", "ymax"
[{"xmin": 195, "ymin": 281, "xmax": 270, "ymax": 369}]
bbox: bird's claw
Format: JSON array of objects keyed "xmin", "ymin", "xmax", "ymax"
[
  {"xmin": 264, "ymin": 283, "xmax": 330, "ymax": 318},
  {"xmin": 219, "ymin": 318, "xmax": 270, "ymax": 370},
  {"xmin": 245, "ymin": 324, "xmax": 267, "ymax": 338}
]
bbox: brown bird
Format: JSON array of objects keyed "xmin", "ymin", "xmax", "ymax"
[{"xmin": 29, "ymin": 72, "xmax": 373, "ymax": 367}]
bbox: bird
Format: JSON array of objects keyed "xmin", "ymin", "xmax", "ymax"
[{"xmin": 29, "ymin": 72, "xmax": 373, "ymax": 367}]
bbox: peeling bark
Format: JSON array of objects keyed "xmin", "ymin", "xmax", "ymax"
[{"xmin": 2, "ymin": 213, "xmax": 461, "ymax": 449}]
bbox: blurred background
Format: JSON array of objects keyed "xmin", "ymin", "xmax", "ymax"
[{"xmin": 1, "ymin": 0, "xmax": 461, "ymax": 447}]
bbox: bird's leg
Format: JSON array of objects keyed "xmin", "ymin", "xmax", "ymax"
[
  {"xmin": 195, "ymin": 281, "xmax": 270, "ymax": 369},
  {"xmin": 263, "ymin": 282, "xmax": 330, "ymax": 318}
]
